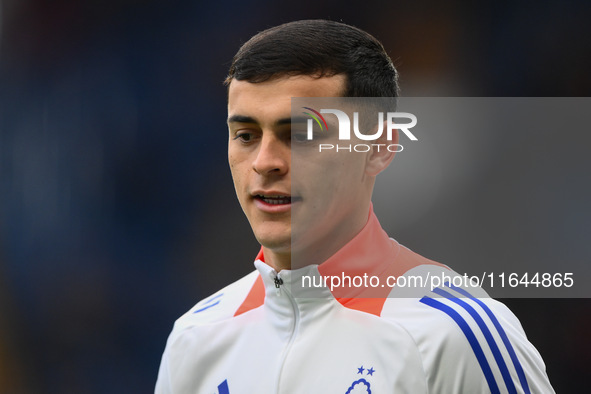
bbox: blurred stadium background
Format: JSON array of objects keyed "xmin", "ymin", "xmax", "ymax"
[{"xmin": 0, "ymin": 0, "xmax": 589, "ymax": 392}]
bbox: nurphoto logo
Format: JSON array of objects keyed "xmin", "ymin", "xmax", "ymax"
[{"xmin": 302, "ymin": 107, "xmax": 418, "ymax": 153}]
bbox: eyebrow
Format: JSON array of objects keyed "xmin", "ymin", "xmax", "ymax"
[
  {"xmin": 227, "ymin": 115, "xmax": 257, "ymax": 124},
  {"xmin": 227, "ymin": 115, "xmax": 300, "ymax": 127}
]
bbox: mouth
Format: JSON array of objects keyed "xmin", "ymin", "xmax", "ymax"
[
  {"xmin": 255, "ymin": 194, "xmax": 291, "ymax": 205},
  {"xmin": 252, "ymin": 193, "xmax": 303, "ymax": 208}
]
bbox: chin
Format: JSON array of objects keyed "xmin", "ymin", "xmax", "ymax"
[
  {"xmin": 258, "ymin": 239, "xmax": 291, "ymax": 252},
  {"xmin": 255, "ymin": 231, "xmax": 291, "ymax": 252}
]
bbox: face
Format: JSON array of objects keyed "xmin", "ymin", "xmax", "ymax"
[{"xmin": 228, "ymin": 75, "xmax": 384, "ymax": 268}]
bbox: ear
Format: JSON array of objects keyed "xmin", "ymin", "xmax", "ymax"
[{"xmin": 365, "ymin": 121, "xmax": 398, "ymax": 176}]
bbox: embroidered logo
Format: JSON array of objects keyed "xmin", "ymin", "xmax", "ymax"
[
  {"xmin": 346, "ymin": 378, "xmax": 371, "ymax": 394},
  {"xmin": 345, "ymin": 366, "xmax": 375, "ymax": 393}
]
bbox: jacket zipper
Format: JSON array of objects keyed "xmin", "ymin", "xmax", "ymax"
[
  {"xmin": 271, "ymin": 270, "xmax": 300, "ymax": 393},
  {"xmin": 274, "ymin": 274, "xmax": 284, "ymax": 296}
]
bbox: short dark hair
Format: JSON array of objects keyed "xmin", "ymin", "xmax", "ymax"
[{"xmin": 225, "ymin": 20, "xmax": 399, "ymax": 98}]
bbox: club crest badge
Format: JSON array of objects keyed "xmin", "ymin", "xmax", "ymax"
[{"xmin": 345, "ymin": 366, "xmax": 375, "ymax": 393}]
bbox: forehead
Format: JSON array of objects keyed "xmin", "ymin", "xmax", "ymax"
[{"xmin": 227, "ymin": 75, "xmax": 345, "ymax": 121}]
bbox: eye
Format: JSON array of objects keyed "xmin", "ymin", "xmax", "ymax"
[
  {"xmin": 290, "ymin": 123, "xmax": 312, "ymax": 144},
  {"xmin": 291, "ymin": 131, "xmax": 309, "ymax": 143},
  {"xmin": 233, "ymin": 130, "xmax": 258, "ymax": 143}
]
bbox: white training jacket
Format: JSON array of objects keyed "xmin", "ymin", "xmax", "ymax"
[{"xmin": 156, "ymin": 209, "xmax": 555, "ymax": 393}]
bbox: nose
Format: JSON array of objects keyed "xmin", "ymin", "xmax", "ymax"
[{"xmin": 252, "ymin": 134, "xmax": 289, "ymax": 175}]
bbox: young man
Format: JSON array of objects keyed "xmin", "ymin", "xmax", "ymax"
[{"xmin": 156, "ymin": 20, "xmax": 554, "ymax": 393}]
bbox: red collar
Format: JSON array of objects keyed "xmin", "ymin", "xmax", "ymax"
[{"xmin": 238, "ymin": 205, "xmax": 444, "ymax": 316}]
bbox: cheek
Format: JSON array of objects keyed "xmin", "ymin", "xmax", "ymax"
[
  {"xmin": 228, "ymin": 150, "xmax": 240, "ymax": 174},
  {"xmin": 228, "ymin": 158, "xmax": 248, "ymax": 194},
  {"xmin": 229, "ymin": 165, "xmax": 242, "ymax": 186},
  {"xmin": 228, "ymin": 151, "xmax": 235, "ymax": 169}
]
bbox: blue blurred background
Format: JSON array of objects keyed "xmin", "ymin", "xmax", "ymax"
[{"xmin": 0, "ymin": 0, "xmax": 589, "ymax": 392}]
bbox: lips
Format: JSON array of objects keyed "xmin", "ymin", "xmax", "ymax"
[
  {"xmin": 256, "ymin": 195, "xmax": 292, "ymax": 205},
  {"xmin": 251, "ymin": 191, "xmax": 303, "ymax": 209}
]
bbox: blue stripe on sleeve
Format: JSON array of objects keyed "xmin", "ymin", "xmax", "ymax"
[
  {"xmin": 217, "ymin": 379, "xmax": 230, "ymax": 394},
  {"xmin": 433, "ymin": 287, "xmax": 517, "ymax": 394},
  {"xmin": 420, "ymin": 296, "xmax": 500, "ymax": 394},
  {"xmin": 193, "ymin": 293, "xmax": 224, "ymax": 314},
  {"xmin": 447, "ymin": 284, "xmax": 531, "ymax": 394}
]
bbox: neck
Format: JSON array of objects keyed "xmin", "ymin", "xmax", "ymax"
[
  {"xmin": 262, "ymin": 202, "xmax": 371, "ymax": 272},
  {"xmin": 262, "ymin": 248, "xmax": 291, "ymax": 272}
]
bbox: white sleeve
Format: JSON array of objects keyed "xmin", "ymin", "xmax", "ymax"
[
  {"xmin": 383, "ymin": 286, "xmax": 554, "ymax": 393},
  {"xmin": 417, "ymin": 295, "xmax": 555, "ymax": 394}
]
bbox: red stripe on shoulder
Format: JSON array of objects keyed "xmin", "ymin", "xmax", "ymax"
[
  {"xmin": 334, "ymin": 297, "xmax": 386, "ymax": 317},
  {"xmin": 325, "ymin": 245, "xmax": 448, "ymax": 317},
  {"xmin": 234, "ymin": 274, "xmax": 265, "ymax": 317}
]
